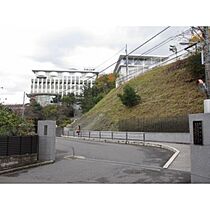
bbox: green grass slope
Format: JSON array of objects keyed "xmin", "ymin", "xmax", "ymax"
[{"xmin": 73, "ymin": 59, "xmax": 205, "ymax": 131}]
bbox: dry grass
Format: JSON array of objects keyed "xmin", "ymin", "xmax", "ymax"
[{"xmin": 73, "ymin": 61, "xmax": 205, "ymax": 131}]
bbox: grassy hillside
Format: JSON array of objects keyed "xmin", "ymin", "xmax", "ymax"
[{"xmin": 72, "ymin": 57, "xmax": 205, "ymax": 131}]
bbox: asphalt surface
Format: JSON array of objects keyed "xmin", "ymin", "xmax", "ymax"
[{"xmin": 0, "ymin": 137, "xmax": 191, "ymax": 183}]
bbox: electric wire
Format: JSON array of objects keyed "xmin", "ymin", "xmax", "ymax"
[
  {"xmin": 94, "ymin": 46, "xmax": 126, "ymax": 70},
  {"xmin": 59, "ymin": 26, "xmax": 171, "ymax": 95},
  {"xmin": 94, "ymin": 27, "xmax": 171, "ymax": 71},
  {"xmin": 142, "ymin": 28, "xmax": 192, "ymax": 55}
]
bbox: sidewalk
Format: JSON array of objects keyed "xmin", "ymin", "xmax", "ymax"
[{"xmin": 153, "ymin": 142, "xmax": 191, "ymax": 172}]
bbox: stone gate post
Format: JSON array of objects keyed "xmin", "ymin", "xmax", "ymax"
[{"xmin": 37, "ymin": 120, "xmax": 56, "ymax": 162}]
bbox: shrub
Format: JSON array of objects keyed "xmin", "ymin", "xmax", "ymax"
[
  {"xmin": 186, "ymin": 52, "xmax": 205, "ymax": 80},
  {"xmin": 118, "ymin": 84, "xmax": 141, "ymax": 107},
  {"xmin": 0, "ymin": 105, "xmax": 34, "ymax": 136}
]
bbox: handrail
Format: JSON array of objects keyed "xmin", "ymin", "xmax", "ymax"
[{"xmin": 65, "ymin": 130, "xmax": 146, "ymax": 142}]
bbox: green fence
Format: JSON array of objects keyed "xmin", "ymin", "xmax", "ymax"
[{"xmin": 119, "ymin": 116, "xmax": 189, "ymax": 133}]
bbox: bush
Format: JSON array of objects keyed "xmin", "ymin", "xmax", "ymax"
[
  {"xmin": 118, "ymin": 84, "xmax": 141, "ymax": 107},
  {"xmin": 57, "ymin": 118, "xmax": 72, "ymax": 128},
  {"xmin": 167, "ymin": 53, "xmax": 205, "ymax": 80},
  {"xmin": 186, "ymin": 52, "xmax": 205, "ymax": 80},
  {"xmin": 0, "ymin": 105, "xmax": 34, "ymax": 136}
]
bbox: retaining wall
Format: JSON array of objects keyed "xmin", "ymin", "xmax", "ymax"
[{"xmin": 0, "ymin": 154, "xmax": 38, "ymax": 171}]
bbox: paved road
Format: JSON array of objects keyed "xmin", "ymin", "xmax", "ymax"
[{"xmin": 0, "ymin": 137, "xmax": 190, "ymax": 183}]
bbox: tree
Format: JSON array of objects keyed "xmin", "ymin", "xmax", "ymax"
[
  {"xmin": 0, "ymin": 104, "xmax": 34, "ymax": 136},
  {"xmin": 95, "ymin": 73, "xmax": 116, "ymax": 94},
  {"xmin": 118, "ymin": 84, "xmax": 141, "ymax": 107},
  {"xmin": 186, "ymin": 52, "xmax": 205, "ymax": 80},
  {"xmin": 24, "ymin": 98, "xmax": 43, "ymax": 121},
  {"xmin": 61, "ymin": 93, "xmax": 76, "ymax": 107},
  {"xmin": 79, "ymin": 73, "xmax": 117, "ymax": 113},
  {"xmin": 79, "ymin": 84, "xmax": 97, "ymax": 113},
  {"xmin": 42, "ymin": 104, "xmax": 58, "ymax": 120}
]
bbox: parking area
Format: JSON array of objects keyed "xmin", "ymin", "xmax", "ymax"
[{"xmin": 0, "ymin": 137, "xmax": 190, "ymax": 183}]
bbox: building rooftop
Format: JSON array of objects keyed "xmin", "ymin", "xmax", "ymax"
[
  {"xmin": 32, "ymin": 69, "xmax": 99, "ymax": 74},
  {"xmin": 117, "ymin": 54, "xmax": 168, "ymax": 60}
]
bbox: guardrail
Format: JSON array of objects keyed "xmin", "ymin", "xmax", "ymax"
[
  {"xmin": 65, "ymin": 130, "xmax": 146, "ymax": 142},
  {"xmin": 63, "ymin": 129, "xmax": 190, "ymax": 144}
]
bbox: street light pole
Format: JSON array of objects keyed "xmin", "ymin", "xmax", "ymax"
[
  {"xmin": 22, "ymin": 91, "xmax": 26, "ymax": 118},
  {"xmin": 125, "ymin": 44, "xmax": 128, "ymax": 77}
]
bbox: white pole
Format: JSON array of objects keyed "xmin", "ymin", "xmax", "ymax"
[
  {"xmin": 125, "ymin": 44, "xmax": 128, "ymax": 76},
  {"xmin": 22, "ymin": 91, "xmax": 25, "ymax": 118}
]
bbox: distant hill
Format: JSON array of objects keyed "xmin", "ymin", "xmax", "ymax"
[{"xmin": 71, "ymin": 54, "xmax": 205, "ymax": 131}]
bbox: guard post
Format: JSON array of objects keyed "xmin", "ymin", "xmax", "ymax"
[{"xmin": 38, "ymin": 120, "xmax": 56, "ymax": 162}]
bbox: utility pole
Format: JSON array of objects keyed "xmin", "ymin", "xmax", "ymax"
[
  {"xmin": 204, "ymin": 26, "xmax": 210, "ymax": 99},
  {"xmin": 22, "ymin": 91, "xmax": 25, "ymax": 118},
  {"xmin": 125, "ymin": 44, "xmax": 128, "ymax": 77}
]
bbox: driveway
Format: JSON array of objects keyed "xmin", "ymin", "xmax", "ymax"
[{"xmin": 0, "ymin": 137, "xmax": 190, "ymax": 183}]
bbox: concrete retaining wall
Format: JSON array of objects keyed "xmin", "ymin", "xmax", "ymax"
[
  {"xmin": 0, "ymin": 154, "xmax": 37, "ymax": 171},
  {"xmin": 145, "ymin": 132, "xmax": 190, "ymax": 144}
]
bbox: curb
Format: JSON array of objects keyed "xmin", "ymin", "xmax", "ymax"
[
  {"xmin": 0, "ymin": 160, "xmax": 54, "ymax": 175},
  {"xmin": 59, "ymin": 136, "xmax": 180, "ymax": 169}
]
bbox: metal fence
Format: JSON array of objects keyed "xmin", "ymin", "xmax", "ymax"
[
  {"xmin": 65, "ymin": 130, "xmax": 146, "ymax": 142},
  {"xmin": 0, "ymin": 135, "xmax": 38, "ymax": 156},
  {"xmin": 118, "ymin": 116, "xmax": 189, "ymax": 133},
  {"xmin": 63, "ymin": 129, "xmax": 190, "ymax": 144}
]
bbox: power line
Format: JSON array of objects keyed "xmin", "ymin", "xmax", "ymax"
[
  {"xmin": 117, "ymin": 41, "xmax": 197, "ymax": 85},
  {"xmin": 141, "ymin": 37, "xmax": 173, "ymax": 55},
  {"xmin": 94, "ymin": 46, "xmax": 125, "ymax": 70},
  {"xmin": 127, "ymin": 26, "xmax": 171, "ymax": 56},
  {"xmin": 59, "ymin": 26, "xmax": 171, "ymax": 95},
  {"xmin": 141, "ymin": 28, "xmax": 191, "ymax": 55},
  {"xmin": 86, "ymin": 27, "xmax": 171, "ymax": 78}
]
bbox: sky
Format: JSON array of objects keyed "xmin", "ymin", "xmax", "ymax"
[{"xmin": 0, "ymin": 0, "xmax": 205, "ymax": 106}]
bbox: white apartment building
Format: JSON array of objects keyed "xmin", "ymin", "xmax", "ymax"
[
  {"xmin": 28, "ymin": 68, "xmax": 98, "ymax": 106},
  {"xmin": 114, "ymin": 54, "xmax": 168, "ymax": 87}
]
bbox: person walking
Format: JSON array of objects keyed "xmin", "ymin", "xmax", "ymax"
[{"xmin": 76, "ymin": 125, "xmax": 81, "ymax": 136}]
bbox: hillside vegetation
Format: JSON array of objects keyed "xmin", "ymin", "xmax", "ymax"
[{"xmin": 72, "ymin": 54, "xmax": 205, "ymax": 131}]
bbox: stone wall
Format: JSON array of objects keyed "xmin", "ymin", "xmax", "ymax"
[{"xmin": 0, "ymin": 154, "xmax": 38, "ymax": 171}]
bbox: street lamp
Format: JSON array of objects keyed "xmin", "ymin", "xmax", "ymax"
[
  {"xmin": 180, "ymin": 42, "xmax": 198, "ymax": 52},
  {"xmin": 169, "ymin": 45, "xmax": 178, "ymax": 59},
  {"xmin": 169, "ymin": 45, "xmax": 177, "ymax": 54}
]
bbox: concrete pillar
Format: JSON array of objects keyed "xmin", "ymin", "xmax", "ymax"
[
  {"xmin": 37, "ymin": 78, "xmax": 40, "ymax": 93},
  {"xmin": 204, "ymin": 99, "xmax": 210, "ymax": 113},
  {"xmin": 189, "ymin": 113, "xmax": 210, "ymax": 183},
  {"xmin": 50, "ymin": 78, "xmax": 52, "ymax": 93},
  {"xmin": 38, "ymin": 120, "xmax": 56, "ymax": 162},
  {"xmin": 41, "ymin": 78, "xmax": 43, "ymax": 93},
  {"xmin": 32, "ymin": 79, "xmax": 35, "ymax": 93},
  {"xmin": 54, "ymin": 79, "xmax": 56, "ymax": 94},
  {"xmin": 61, "ymin": 76, "xmax": 64, "ymax": 97}
]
